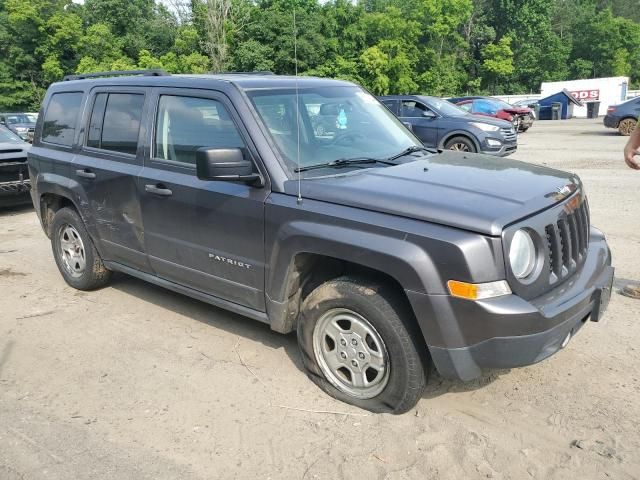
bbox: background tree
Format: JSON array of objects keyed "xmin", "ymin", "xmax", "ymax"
[{"xmin": 0, "ymin": 0, "xmax": 639, "ymax": 110}]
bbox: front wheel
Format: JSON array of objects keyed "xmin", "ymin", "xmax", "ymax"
[
  {"xmin": 619, "ymin": 118, "xmax": 637, "ymax": 136},
  {"xmin": 444, "ymin": 136, "xmax": 476, "ymax": 153},
  {"xmin": 297, "ymin": 277, "xmax": 428, "ymax": 414}
]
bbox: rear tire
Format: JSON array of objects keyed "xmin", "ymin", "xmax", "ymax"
[
  {"xmin": 444, "ymin": 136, "xmax": 476, "ymax": 153},
  {"xmin": 297, "ymin": 276, "xmax": 427, "ymax": 414},
  {"xmin": 51, "ymin": 207, "xmax": 112, "ymax": 290},
  {"xmin": 619, "ymin": 118, "xmax": 637, "ymax": 136}
]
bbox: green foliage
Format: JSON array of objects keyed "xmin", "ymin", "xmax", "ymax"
[{"xmin": 0, "ymin": 0, "xmax": 639, "ymax": 110}]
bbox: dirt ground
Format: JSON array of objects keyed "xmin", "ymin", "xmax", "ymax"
[{"xmin": 1, "ymin": 118, "xmax": 639, "ymax": 480}]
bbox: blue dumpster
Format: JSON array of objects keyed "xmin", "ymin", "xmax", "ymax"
[{"xmin": 538, "ymin": 89, "xmax": 583, "ymax": 120}]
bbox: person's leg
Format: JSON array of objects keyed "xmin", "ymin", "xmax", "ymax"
[{"xmin": 622, "ymin": 121, "xmax": 640, "ymax": 296}]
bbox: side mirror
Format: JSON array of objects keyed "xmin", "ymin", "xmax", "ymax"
[
  {"xmin": 196, "ymin": 147, "xmax": 260, "ymax": 184},
  {"xmin": 422, "ymin": 110, "xmax": 436, "ymax": 118},
  {"xmin": 402, "ymin": 121, "xmax": 413, "ymax": 131}
]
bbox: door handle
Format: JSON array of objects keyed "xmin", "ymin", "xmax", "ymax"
[
  {"xmin": 145, "ymin": 184, "xmax": 173, "ymax": 197},
  {"xmin": 76, "ymin": 169, "xmax": 96, "ymax": 179}
]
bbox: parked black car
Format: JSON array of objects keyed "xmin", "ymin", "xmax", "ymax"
[
  {"xmin": 0, "ymin": 125, "xmax": 31, "ymax": 205},
  {"xmin": 603, "ymin": 97, "xmax": 640, "ymax": 135},
  {"xmin": 0, "ymin": 112, "xmax": 36, "ymax": 142},
  {"xmin": 29, "ymin": 71, "xmax": 613, "ymax": 414},
  {"xmin": 380, "ymin": 95, "xmax": 517, "ymax": 156}
]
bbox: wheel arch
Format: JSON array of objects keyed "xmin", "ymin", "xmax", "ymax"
[
  {"xmin": 39, "ymin": 190, "xmax": 81, "ymax": 238},
  {"xmin": 265, "ymin": 222, "xmax": 441, "ymax": 333},
  {"xmin": 439, "ymin": 131, "xmax": 480, "ymax": 152}
]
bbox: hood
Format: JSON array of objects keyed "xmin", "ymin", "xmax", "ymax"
[
  {"xmin": 462, "ymin": 114, "xmax": 513, "ymax": 128},
  {"xmin": 8, "ymin": 123, "xmax": 35, "ymax": 129},
  {"xmin": 284, "ymin": 151, "xmax": 580, "ymax": 236},
  {"xmin": 0, "ymin": 141, "xmax": 29, "ymax": 151},
  {"xmin": 503, "ymin": 107, "xmax": 531, "ymax": 115}
]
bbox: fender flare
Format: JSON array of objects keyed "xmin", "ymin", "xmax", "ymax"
[{"xmin": 265, "ymin": 221, "xmax": 444, "ymax": 333}]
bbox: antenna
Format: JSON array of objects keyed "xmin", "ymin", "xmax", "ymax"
[{"xmin": 293, "ymin": 8, "xmax": 302, "ymax": 205}]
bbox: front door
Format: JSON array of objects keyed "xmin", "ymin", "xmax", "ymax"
[
  {"xmin": 138, "ymin": 89, "xmax": 269, "ymax": 311},
  {"xmin": 74, "ymin": 88, "xmax": 150, "ymax": 272},
  {"xmin": 399, "ymin": 100, "xmax": 439, "ymax": 148}
]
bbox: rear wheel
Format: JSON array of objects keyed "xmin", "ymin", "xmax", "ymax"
[
  {"xmin": 297, "ymin": 276, "xmax": 428, "ymax": 414},
  {"xmin": 619, "ymin": 118, "xmax": 637, "ymax": 136},
  {"xmin": 51, "ymin": 207, "xmax": 112, "ymax": 290},
  {"xmin": 444, "ymin": 136, "xmax": 476, "ymax": 153}
]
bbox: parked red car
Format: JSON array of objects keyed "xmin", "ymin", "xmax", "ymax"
[{"xmin": 448, "ymin": 96, "xmax": 534, "ymax": 132}]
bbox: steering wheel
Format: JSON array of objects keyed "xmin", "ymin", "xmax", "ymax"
[{"xmin": 330, "ymin": 131, "xmax": 366, "ymax": 145}]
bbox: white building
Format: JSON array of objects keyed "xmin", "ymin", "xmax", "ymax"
[{"xmin": 540, "ymin": 77, "xmax": 630, "ymax": 118}]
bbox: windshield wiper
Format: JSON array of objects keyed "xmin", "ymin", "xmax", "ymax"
[
  {"xmin": 385, "ymin": 145, "xmax": 433, "ymax": 162},
  {"xmin": 294, "ymin": 157, "xmax": 395, "ymax": 173}
]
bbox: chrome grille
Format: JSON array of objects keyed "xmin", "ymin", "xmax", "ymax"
[
  {"xmin": 500, "ymin": 126, "xmax": 517, "ymax": 142},
  {"xmin": 545, "ymin": 198, "xmax": 590, "ymax": 283}
]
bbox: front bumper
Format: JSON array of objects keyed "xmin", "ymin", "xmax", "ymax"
[
  {"xmin": 0, "ymin": 178, "xmax": 31, "ymax": 197},
  {"xmin": 480, "ymin": 140, "xmax": 518, "ymax": 157},
  {"xmin": 407, "ymin": 228, "xmax": 613, "ymax": 381}
]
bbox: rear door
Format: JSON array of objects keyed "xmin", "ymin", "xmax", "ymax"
[
  {"xmin": 138, "ymin": 88, "xmax": 269, "ymax": 311},
  {"xmin": 74, "ymin": 87, "xmax": 151, "ymax": 272},
  {"xmin": 399, "ymin": 100, "xmax": 439, "ymax": 147}
]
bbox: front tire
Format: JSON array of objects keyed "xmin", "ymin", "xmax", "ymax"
[
  {"xmin": 444, "ymin": 136, "xmax": 476, "ymax": 153},
  {"xmin": 619, "ymin": 118, "xmax": 637, "ymax": 136},
  {"xmin": 51, "ymin": 207, "xmax": 112, "ymax": 290},
  {"xmin": 297, "ymin": 276, "xmax": 427, "ymax": 414}
]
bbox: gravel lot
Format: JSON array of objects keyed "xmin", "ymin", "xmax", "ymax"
[{"xmin": 1, "ymin": 118, "xmax": 639, "ymax": 480}]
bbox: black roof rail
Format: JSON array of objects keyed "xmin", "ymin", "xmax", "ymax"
[
  {"xmin": 62, "ymin": 69, "xmax": 170, "ymax": 81},
  {"xmin": 218, "ymin": 71, "xmax": 275, "ymax": 75}
]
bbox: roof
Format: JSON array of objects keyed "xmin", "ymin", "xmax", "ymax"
[
  {"xmin": 540, "ymin": 88, "xmax": 584, "ymax": 106},
  {"xmin": 54, "ymin": 73, "xmax": 355, "ymax": 91},
  {"xmin": 380, "ymin": 94, "xmax": 431, "ymax": 101}
]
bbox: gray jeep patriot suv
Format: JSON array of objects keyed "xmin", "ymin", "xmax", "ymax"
[{"xmin": 28, "ymin": 70, "xmax": 614, "ymax": 414}]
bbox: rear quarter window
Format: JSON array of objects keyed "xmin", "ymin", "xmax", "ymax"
[{"xmin": 42, "ymin": 92, "xmax": 83, "ymax": 146}]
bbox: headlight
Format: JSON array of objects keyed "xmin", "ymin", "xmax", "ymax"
[
  {"xmin": 470, "ymin": 122, "xmax": 500, "ymax": 132},
  {"xmin": 15, "ymin": 127, "xmax": 28, "ymax": 133},
  {"xmin": 509, "ymin": 229, "xmax": 537, "ymax": 279}
]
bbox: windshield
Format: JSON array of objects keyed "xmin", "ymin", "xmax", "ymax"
[
  {"xmin": 5, "ymin": 114, "xmax": 32, "ymax": 124},
  {"xmin": 26, "ymin": 114, "xmax": 38, "ymax": 123},
  {"xmin": 247, "ymin": 86, "xmax": 423, "ymax": 177},
  {"xmin": 423, "ymin": 97, "xmax": 468, "ymax": 117},
  {"xmin": 0, "ymin": 125, "xmax": 23, "ymax": 142}
]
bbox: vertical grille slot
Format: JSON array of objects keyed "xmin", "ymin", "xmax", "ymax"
[
  {"xmin": 557, "ymin": 219, "xmax": 572, "ymax": 272},
  {"xmin": 578, "ymin": 201, "xmax": 589, "ymax": 252},
  {"xmin": 574, "ymin": 207, "xmax": 585, "ymax": 254},
  {"xmin": 567, "ymin": 213, "xmax": 580, "ymax": 262},
  {"xmin": 546, "ymin": 225, "xmax": 561, "ymax": 278}
]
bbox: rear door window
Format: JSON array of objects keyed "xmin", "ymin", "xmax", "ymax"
[
  {"xmin": 86, "ymin": 92, "xmax": 144, "ymax": 155},
  {"xmin": 42, "ymin": 92, "xmax": 83, "ymax": 146}
]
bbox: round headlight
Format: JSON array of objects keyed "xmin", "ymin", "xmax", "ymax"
[{"xmin": 509, "ymin": 229, "xmax": 536, "ymax": 279}]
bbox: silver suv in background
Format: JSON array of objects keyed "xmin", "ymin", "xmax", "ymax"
[{"xmin": 0, "ymin": 112, "xmax": 36, "ymax": 142}]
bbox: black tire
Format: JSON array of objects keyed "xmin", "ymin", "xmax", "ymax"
[
  {"xmin": 444, "ymin": 136, "xmax": 476, "ymax": 153},
  {"xmin": 520, "ymin": 127, "xmax": 530, "ymax": 132},
  {"xmin": 50, "ymin": 207, "xmax": 112, "ymax": 290},
  {"xmin": 297, "ymin": 276, "xmax": 428, "ymax": 414}
]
